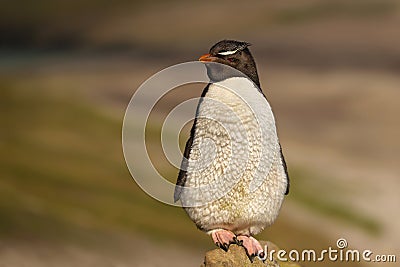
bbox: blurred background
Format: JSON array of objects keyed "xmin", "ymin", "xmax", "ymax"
[{"xmin": 1, "ymin": 0, "xmax": 399, "ymax": 266}]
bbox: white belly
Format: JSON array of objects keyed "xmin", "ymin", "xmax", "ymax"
[{"xmin": 181, "ymin": 77, "xmax": 287, "ymax": 235}]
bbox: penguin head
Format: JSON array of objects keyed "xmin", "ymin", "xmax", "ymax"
[{"xmin": 199, "ymin": 40, "xmax": 260, "ymax": 87}]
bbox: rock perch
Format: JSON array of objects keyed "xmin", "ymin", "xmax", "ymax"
[{"xmin": 201, "ymin": 241, "xmax": 302, "ymax": 267}]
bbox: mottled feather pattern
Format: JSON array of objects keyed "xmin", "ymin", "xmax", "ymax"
[{"xmin": 179, "ymin": 77, "xmax": 288, "ymax": 236}]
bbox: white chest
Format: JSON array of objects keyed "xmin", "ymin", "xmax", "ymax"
[{"xmin": 182, "ymin": 77, "xmax": 280, "ymax": 205}]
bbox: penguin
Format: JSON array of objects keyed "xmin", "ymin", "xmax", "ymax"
[{"xmin": 174, "ymin": 40, "xmax": 289, "ymax": 260}]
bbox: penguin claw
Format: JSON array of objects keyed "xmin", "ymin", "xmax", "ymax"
[
  {"xmin": 234, "ymin": 236, "xmax": 243, "ymax": 246},
  {"xmin": 248, "ymin": 254, "xmax": 255, "ymax": 263},
  {"xmin": 215, "ymin": 242, "xmax": 229, "ymax": 252},
  {"xmin": 221, "ymin": 243, "xmax": 229, "ymax": 252},
  {"xmin": 209, "ymin": 229, "xmax": 236, "ymax": 252},
  {"xmin": 216, "ymin": 241, "xmax": 230, "ymax": 252},
  {"xmin": 236, "ymin": 235, "xmax": 265, "ymax": 261}
]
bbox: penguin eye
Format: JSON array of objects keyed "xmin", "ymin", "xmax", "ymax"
[{"xmin": 227, "ymin": 57, "xmax": 234, "ymax": 62}]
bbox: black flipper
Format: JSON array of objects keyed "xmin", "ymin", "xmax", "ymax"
[
  {"xmin": 259, "ymin": 84, "xmax": 290, "ymax": 196},
  {"xmin": 279, "ymin": 143, "xmax": 290, "ymax": 195},
  {"xmin": 174, "ymin": 133, "xmax": 193, "ymax": 202}
]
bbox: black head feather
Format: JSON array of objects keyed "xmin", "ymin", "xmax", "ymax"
[{"xmin": 206, "ymin": 40, "xmax": 260, "ymax": 87}]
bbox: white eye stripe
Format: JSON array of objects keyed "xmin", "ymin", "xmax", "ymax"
[{"xmin": 217, "ymin": 49, "xmax": 238, "ymax": 56}]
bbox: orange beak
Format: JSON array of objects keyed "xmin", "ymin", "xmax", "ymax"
[{"xmin": 199, "ymin": 53, "xmax": 217, "ymax": 62}]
